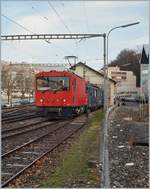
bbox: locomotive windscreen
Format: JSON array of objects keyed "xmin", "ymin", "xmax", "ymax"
[{"xmin": 36, "ymin": 76, "xmax": 69, "ymax": 91}]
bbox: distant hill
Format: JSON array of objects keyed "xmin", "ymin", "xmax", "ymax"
[{"xmin": 108, "ymin": 49, "xmax": 141, "ymax": 87}]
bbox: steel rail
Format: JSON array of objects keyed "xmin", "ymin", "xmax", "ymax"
[
  {"xmin": 2, "ymin": 119, "xmax": 53, "ymax": 139},
  {"xmin": 1, "ymin": 120, "xmax": 87, "ymax": 187},
  {"xmin": 2, "ymin": 111, "xmax": 30, "ymax": 118},
  {"xmin": 2, "ymin": 106, "xmax": 37, "ymax": 118},
  {"xmin": 2, "ymin": 112, "xmax": 37, "ymax": 121},
  {"xmin": 2, "ymin": 114, "xmax": 40, "ymax": 124},
  {"xmin": 2, "ymin": 120, "xmax": 72, "ymax": 158},
  {"xmin": 2, "ymin": 119, "xmax": 48, "ymax": 134},
  {"xmin": 2, "ymin": 104, "xmax": 33, "ymax": 111}
]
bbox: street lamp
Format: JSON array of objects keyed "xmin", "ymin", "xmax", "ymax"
[{"xmin": 105, "ymin": 21, "xmax": 140, "ymax": 111}]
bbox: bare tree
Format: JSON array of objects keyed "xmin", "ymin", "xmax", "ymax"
[
  {"xmin": 2, "ymin": 62, "xmax": 35, "ymax": 105},
  {"xmin": 15, "ymin": 66, "xmax": 35, "ymax": 100},
  {"xmin": 15, "ymin": 69, "xmax": 26, "ymax": 99},
  {"xmin": 1, "ymin": 63, "xmax": 16, "ymax": 105}
]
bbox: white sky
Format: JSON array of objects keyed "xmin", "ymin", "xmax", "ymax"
[{"xmin": 1, "ymin": 1, "xmax": 149, "ymax": 70}]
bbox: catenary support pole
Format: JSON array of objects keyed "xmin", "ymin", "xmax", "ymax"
[{"xmin": 103, "ymin": 33, "xmax": 107, "ymax": 111}]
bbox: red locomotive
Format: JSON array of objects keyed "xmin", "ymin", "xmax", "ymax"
[{"xmin": 35, "ymin": 70, "xmax": 88, "ymax": 117}]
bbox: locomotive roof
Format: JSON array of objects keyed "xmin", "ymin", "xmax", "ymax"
[{"xmin": 35, "ymin": 70, "xmax": 88, "ymax": 81}]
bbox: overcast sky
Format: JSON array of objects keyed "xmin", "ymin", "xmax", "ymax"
[{"xmin": 1, "ymin": 1, "xmax": 149, "ymax": 70}]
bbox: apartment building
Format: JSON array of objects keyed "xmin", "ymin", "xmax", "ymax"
[{"xmin": 107, "ymin": 66, "xmax": 138, "ymax": 96}]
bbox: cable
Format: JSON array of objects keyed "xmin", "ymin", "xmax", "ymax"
[
  {"xmin": 47, "ymin": 1, "xmax": 80, "ymax": 57},
  {"xmin": 2, "ymin": 14, "xmax": 72, "ymax": 55},
  {"xmin": 2, "ymin": 14, "xmax": 34, "ymax": 34},
  {"xmin": 31, "ymin": 5, "xmax": 73, "ymax": 54},
  {"xmin": 47, "ymin": 1, "xmax": 72, "ymax": 34},
  {"xmin": 32, "ymin": 6, "xmax": 48, "ymax": 21},
  {"xmin": 81, "ymin": 1, "xmax": 90, "ymax": 65},
  {"xmin": 47, "ymin": 0, "xmax": 78, "ymax": 55},
  {"xmin": 82, "ymin": 1, "xmax": 89, "ymax": 33}
]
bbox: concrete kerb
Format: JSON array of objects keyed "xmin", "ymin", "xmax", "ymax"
[{"xmin": 100, "ymin": 105, "xmax": 116, "ymax": 188}]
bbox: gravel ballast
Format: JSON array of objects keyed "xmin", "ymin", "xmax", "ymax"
[{"xmin": 108, "ymin": 105, "xmax": 149, "ymax": 188}]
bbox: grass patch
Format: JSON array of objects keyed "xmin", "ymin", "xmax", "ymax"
[{"xmin": 41, "ymin": 110, "xmax": 104, "ymax": 188}]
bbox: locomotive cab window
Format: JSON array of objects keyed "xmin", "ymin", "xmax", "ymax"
[{"xmin": 36, "ymin": 76, "xmax": 69, "ymax": 91}]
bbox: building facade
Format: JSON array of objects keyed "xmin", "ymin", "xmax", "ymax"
[
  {"xmin": 70, "ymin": 62, "xmax": 116, "ymax": 106},
  {"xmin": 107, "ymin": 66, "xmax": 138, "ymax": 97}
]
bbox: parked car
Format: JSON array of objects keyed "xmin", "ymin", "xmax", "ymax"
[
  {"xmin": 13, "ymin": 101, "xmax": 21, "ymax": 106},
  {"xmin": 1, "ymin": 102, "xmax": 7, "ymax": 108},
  {"xmin": 29, "ymin": 99, "xmax": 35, "ymax": 103},
  {"xmin": 124, "ymin": 97, "xmax": 136, "ymax": 102},
  {"xmin": 20, "ymin": 99, "xmax": 30, "ymax": 105},
  {"xmin": 3, "ymin": 103, "xmax": 14, "ymax": 107},
  {"xmin": 135, "ymin": 96, "xmax": 149, "ymax": 104}
]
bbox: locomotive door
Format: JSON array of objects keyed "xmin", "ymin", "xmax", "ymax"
[{"xmin": 72, "ymin": 79, "xmax": 76, "ymax": 106}]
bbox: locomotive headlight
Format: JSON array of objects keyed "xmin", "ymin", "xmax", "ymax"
[
  {"xmin": 63, "ymin": 99, "xmax": 66, "ymax": 102},
  {"xmin": 40, "ymin": 99, "xmax": 43, "ymax": 102}
]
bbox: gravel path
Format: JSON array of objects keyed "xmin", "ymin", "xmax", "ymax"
[{"xmin": 108, "ymin": 105, "xmax": 149, "ymax": 188}]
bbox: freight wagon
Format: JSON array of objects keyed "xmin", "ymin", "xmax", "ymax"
[{"xmin": 87, "ymin": 83, "xmax": 104, "ymax": 110}]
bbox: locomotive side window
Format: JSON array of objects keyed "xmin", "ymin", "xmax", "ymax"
[{"xmin": 36, "ymin": 76, "xmax": 69, "ymax": 91}]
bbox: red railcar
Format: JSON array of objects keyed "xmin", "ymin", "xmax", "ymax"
[{"xmin": 35, "ymin": 71, "xmax": 88, "ymax": 117}]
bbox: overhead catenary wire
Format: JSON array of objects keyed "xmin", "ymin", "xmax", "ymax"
[
  {"xmin": 2, "ymin": 13, "xmax": 73, "ymax": 55},
  {"xmin": 47, "ymin": 1, "xmax": 78, "ymax": 57},
  {"xmin": 47, "ymin": 1, "xmax": 72, "ymax": 34},
  {"xmin": 31, "ymin": 4, "xmax": 74, "ymax": 55},
  {"xmin": 81, "ymin": 1, "xmax": 90, "ymax": 65},
  {"xmin": 1, "ymin": 14, "xmax": 43, "ymax": 61},
  {"xmin": 32, "ymin": 6, "xmax": 49, "ymax": 21},
  {"xmin": 2, "ymin": 14, "xmax": 34, "ymax": 34},
  {"xmin": 82, "ymin": 0, "xmax": 90, "ymax": 33}
]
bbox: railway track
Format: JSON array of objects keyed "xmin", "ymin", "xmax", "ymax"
[
  {"xmin": 2, "ymin": 113, "xmax": 40, "ymax": 124},
  {"xmin": 2, "ymin": 109, "xmax": 32, "ymax": 118},
  {"xmin": 2, "ymin": 120, "xmax": 63, "ymax": 156},
  {"xmin": 2, "ymin": 107, "xmax": 21, "ymax": 112},
  {"xmin": 2, "ymin": 119, "xmax": 52, "ymax": 139},
  {"xmin": 2, "ymin": 104, "xmax": 33, "ymax": 113},
  {"xmin": 1, "ymin": 115, "xmax": 87, "ymax": 187},
  {"xmin": 2, "ymin": 119, "xmax": 59, "ymax": 154}
]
